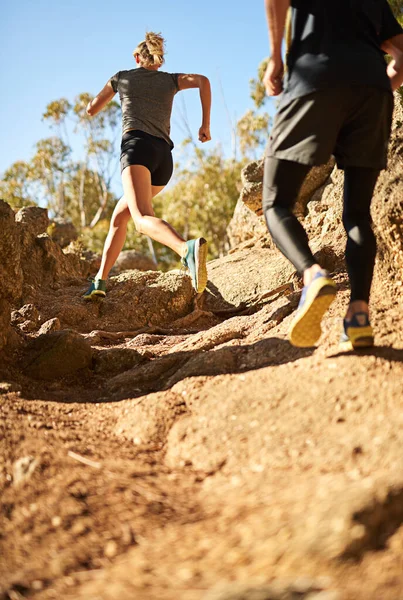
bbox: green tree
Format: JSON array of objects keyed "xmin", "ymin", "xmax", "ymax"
[
  {"xmin": 236, "ymin": 109, "xmax": 270, "ymax": 158},
  {"xmin": 42, "ymin": 93, "xmax": 120, "ymax": 227},
  {"xmin": 249, "ymin": 58, "xmax": 270, "ymax": 109},
  {"xmin": 388, "ymin": 0, "xmax": 403, "ymax": 24},
  {"xmin": 156, "ymin": 143, "xmax": 246, "ymax": 265},
  {"xmin": 0, "ymin": 161, "xmax": 36, "ymax": 209},
  {"xmin": 30, "ymin": 137, "xmax": 71, "ymax": 216}
]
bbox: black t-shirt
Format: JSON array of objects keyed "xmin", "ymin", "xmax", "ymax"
[{"xmin": 282, "ymin": 0, "xmax": 403, "ymax": 102}]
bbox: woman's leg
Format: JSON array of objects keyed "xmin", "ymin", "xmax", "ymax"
[
  {"xmin": 96, "ymin": 182, "xmax": 171, "ymax": 280},
  {"xmin": 122, "ymin": 165, "xmax": 186, "ymax": 256},
  {"xmin": 96, "ymin": 196, "xmax": 131, "ymax": 280}
]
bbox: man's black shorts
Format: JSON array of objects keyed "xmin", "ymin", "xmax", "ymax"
[
  {"xmin": 120, "ymin": 129, "xmax": 173, "ymax": 186},
  {"xmin": 266, "ymin": 86, "xmax": 394, "ymax": 170}
]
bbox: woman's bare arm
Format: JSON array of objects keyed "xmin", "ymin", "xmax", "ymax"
[
  {"xmin": 177, "ymin": 74, "xmax": 211, "ymax": 142},
  {"xmin": 86, "ymin": 81, "xmax": 116, "ymax": 116}
]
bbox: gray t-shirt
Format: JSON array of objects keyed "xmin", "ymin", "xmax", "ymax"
[
  {"xmin": 110, "ymin": 67, "xmax": 181, "ymax": 147},
  {"xmin": 282, "ymin": 0, "xmax": 403, "ymax": 104}
]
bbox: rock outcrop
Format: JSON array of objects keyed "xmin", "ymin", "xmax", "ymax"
[
  {"xmin": 49, "ymin": 217, "xmax": 78, "ymax": 248},
  {"xmin": 24, "ymin": 330, "xmax": 93, "ymax": 380},
  {"xmin": 238, "ymin": 158, "xmax": 335, "ymax": 217},
  {"xmin": 113, "ymin": 249, "xmax": 158, "ymax": 273}
]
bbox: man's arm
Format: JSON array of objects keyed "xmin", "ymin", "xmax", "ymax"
[
  {"xmin": 263, "ymin": 0, "xmax": 290, "ymax": 96},
  {"xmin": 86, "ymin": 81, "xmax": 116, "ymax": 117},
  {"xmin": 382, "ymin": 34, "xmax": 403, "ymax": 91},
  {"xmin": 177, "ymin": 74, "xmax": 212, "ymax": 142}
]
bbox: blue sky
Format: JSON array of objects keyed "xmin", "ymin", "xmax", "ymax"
[{"xmin": 1, "ymin": 0, "xmax": 274, "ymax": 196}]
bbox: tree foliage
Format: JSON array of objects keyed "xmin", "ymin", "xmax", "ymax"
[
  {"xmin": 157, "ymin": 146, "xmax": 246, "ymax": 264},
  {"xmin": 0, "ymin": 78, "xmax": 270, "ymax": 268},
  {"xmin": 0, "ymin": 161, "xmax": 36, "ymax": 209},
  {"xmin": 236, "ymin": 109, "xmax": 270, "ymax": 158},
  {"xmin": 388, "ymin": 0, "xmax": 403, "ymax": 24},
  {"xmin": 250, "ymin": 58, "xmax": 270, "ymax": 109}
]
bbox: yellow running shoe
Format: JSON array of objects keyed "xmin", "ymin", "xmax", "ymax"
[
  {"xmin": 289, "ymin": 271, "xmax": 337, "ymax": 347},
  {"xmin": 339, "ymin": 312, "xmax": 374, "ymax": 350}
]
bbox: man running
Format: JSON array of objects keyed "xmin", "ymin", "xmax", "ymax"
[{"xmin": 263, "ymin": 0, "xmax": 403, "ymax": 348}]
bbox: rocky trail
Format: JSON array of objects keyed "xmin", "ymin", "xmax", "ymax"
[{"xmin": 1, "ymin": 100, "xmax": 403, "ymax": 600}]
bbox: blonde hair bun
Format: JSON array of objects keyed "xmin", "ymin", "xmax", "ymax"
[{"xmin": 134, "ymin": 31, "xmax": 165, "ymax": 67}]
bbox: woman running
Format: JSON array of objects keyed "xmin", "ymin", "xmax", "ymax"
[{"xmin": 83, "ymin": 31, "xmax": 211, "ymax": 299}]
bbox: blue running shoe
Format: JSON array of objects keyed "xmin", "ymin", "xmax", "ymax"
[
  {"xmin": 83, "ymin": 278, "xmax": 106, "ymax": 300},
  {"xmin": 340, "ymin": 312, "xmax": 374, "ymax": 349},
  {"xmin": 181, "ymin": 238, "xmax": 208, "ymax": 293},
  {"xmin": 289, "ymin": 271, "xmax": 337, "ymax": 347}
]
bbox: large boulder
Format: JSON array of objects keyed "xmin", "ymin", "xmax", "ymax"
[
  {"xmin": 15, "ymin": 206, "xmax": 49, "ymax": 236},
  {"xmin": 35, "ymin": 270, "xmax": 195, "ymax": 334},
  {"xmin": 371, "ymin": 96, "xmax": 403, "ymax": 283},
  {"xmin": 205, "ymin": 242, "xmax": 296, "ymax": 311},
  {"xmin": 113, "ymin": 250, "xmax": 158, "ymax": 273},
  {"xmin": 0, "ymin": 201, "xmax": 96, "ymax": 312},
  {"xmin": 0, "ymin": 200, "xmax": 23, "ymax": 304},
  {"xmin": 239, "ymin": 160, "xmax": 265, "ymax": 215},
  {"xmin": 0, "ymin": 299, "xmax": 12, "ymax": 352},
  {"xmin": 239, "ymin": 158, "xmax": 335, "ymax": 217},
  {"xmin": 24, "ymin": 330, "xmax": 93, "ymax": 380},
  {"xmin": 49, "ymin": 217, "xmax": 78, "ymax": 248},
  {"xmin": 227, "ymin": 198, "xmax": 267, "ymax": 249}
]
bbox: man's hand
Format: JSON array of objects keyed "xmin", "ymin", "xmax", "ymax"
[
  {"xmin": 199, "ymin": 125, "xmax": 211, "ymax": 142},
  {"xmin": 264, "ymin": 57, "xmax": 284, "ymax": 96},
  {"xmin": 382, "ymin": 34, "xmax": 403, "ymax": 91}
]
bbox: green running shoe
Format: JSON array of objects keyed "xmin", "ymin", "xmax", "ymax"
[
  {"xmin": 181, "ymin": 238, "xmax": 208, "ymax": 293},
  {"xmin": 83, "ymin": 278, "xmax": 106, "ymax": 300}
]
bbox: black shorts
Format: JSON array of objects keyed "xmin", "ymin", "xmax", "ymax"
[
  {"xmin": 266, "ymin": 86, "xmax": 394, "ymax": 170},
  {"xmin": 120, "ymin": 130, "xmax": 174, "ymax": 185}
]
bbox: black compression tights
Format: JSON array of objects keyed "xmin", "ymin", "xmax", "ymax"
[{"xmin": 262, "ymin": 157, "xmax": 380, "ymax": 303}]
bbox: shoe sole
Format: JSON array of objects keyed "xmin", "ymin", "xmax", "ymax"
[
  {"xmin": 194, "ymin": 238, "xmax": 208, "ymax": 294},
  {"xmin": 83, "ymin": 290, "xmax": 106, "ymax": 301},
  {"xmin": 289, "ymin": 278, "xmax": 337, "ymax": 348},
  {"xmin": 344, "ymin": 326, "xmax": 374, "ymax": 350}
]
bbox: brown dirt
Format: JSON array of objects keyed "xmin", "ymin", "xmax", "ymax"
[{"xmin": 1, "ymin": 262, "xmax": 403, "ymax": 600}]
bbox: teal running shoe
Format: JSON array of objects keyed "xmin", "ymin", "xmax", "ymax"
[
  {"xmin": 181, "ymin": 238, "xmax": 208, "ymax": 293},
  {"xmin": 340, "ymin": 312, "xmax": 374, "ymax": 349},
  {"xmin": 83, "ymin": 278, "xmax": 106, "ymax": 300},
  {"xmin": 289, "ymin": 271, "xmax": 337, "ymax": 347}
]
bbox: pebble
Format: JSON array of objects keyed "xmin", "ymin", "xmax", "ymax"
[{"xmin": 104, "ymin": 540, "xmax": 118, "ymax": 558}]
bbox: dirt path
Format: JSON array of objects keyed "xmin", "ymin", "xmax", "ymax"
[{"xmin": 1, "ymin": 272, "xmax": 403, "ymax": 600}]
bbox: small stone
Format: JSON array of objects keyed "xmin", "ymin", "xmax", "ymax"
[
  {"xmin": 52, "ymin": 516, "xmax": 62, "ymax": 527},
  {"xmin": 71, "ymin": 519, "xmax": 89, "ymax": 536},
  {"xmin": 104, "ymin": 540, "xmax": 118, "ymax": 558},
  {"xmin": 31, "ymin": 580, "xmax": 44, "ymax": 591},
  {"xmin": 177, "ymin": 567, "xmax": 195, "ymax": 582},
  {"xmin": 38, "ymin": 317, "xmax": 61, "ymax": 335},
  {"xmin": 19, "ymin": 319, "xmax": 37, "ymax": 333},
  {"xmin": 306, "ymin": 592, "xmax": 341, "ymax": 600},
  {"xmin": 17, "ymin": 303, "xmax": 40, "ymax": 323},
  {"xmin": 13, "ymin": 456, "xmax": 39, "ymax": 485}
]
